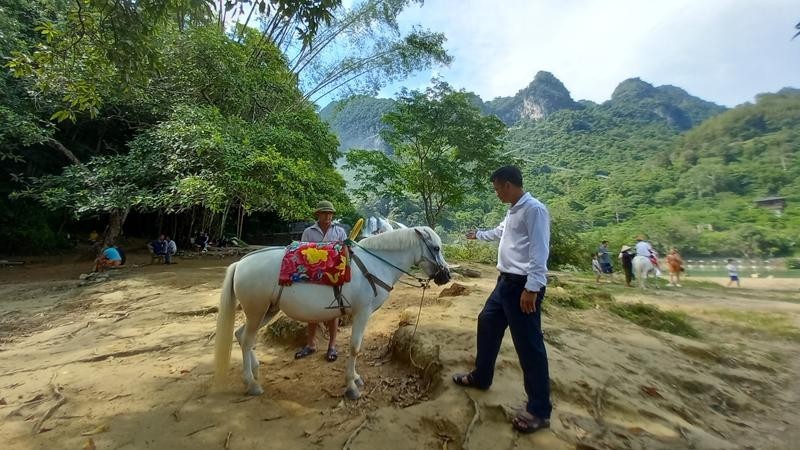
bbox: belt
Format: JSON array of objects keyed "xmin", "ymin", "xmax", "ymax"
[{"xmin": 499, "ymin": 272, "xmax": 527, "ymax": 284}]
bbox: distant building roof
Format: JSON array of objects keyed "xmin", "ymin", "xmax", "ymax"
[{"xmin": 755, "ymin": 196, "xmax": 786, "ymax": 202}]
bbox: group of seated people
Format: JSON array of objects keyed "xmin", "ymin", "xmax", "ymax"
[
  {"xmin": 92, "ymin": 230, "xmax": 231, "ymax": 273},
  {"xmin": 148, "ymin": 234, "xmax": 178, "ymax": 264}
]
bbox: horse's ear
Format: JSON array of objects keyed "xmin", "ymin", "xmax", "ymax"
[{"xmin": 414, "ymin": 228, "xmax": 423, "ymax": 237}]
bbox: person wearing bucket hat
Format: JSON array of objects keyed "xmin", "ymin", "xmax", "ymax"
[
  {"xmin": 295, "ymin": 200, "xmax": 348, "ymax": 362},
  {"xmin": 618, "ymin": 245, "xmax": 634, "ymax": 287}
]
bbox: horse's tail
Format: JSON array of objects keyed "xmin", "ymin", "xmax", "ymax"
[{"xmin": 214, "ymin": 262, "xmax": 238, "ymax": 385}]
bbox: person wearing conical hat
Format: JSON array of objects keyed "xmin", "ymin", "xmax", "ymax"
[{"xmin": 295, "ymin": 200, "xmax": 348, "ymax": 362}]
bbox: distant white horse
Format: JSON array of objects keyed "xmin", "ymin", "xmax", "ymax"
[
  {"xmin": 632, "ymin": 255, "xmax": 658, "ymax": 289},
  {"xmin": 213, "ymin": 227, "xmax": 451, "ymax": 399}
]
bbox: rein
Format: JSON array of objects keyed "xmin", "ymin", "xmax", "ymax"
[
  {"xmin": 345, "ymin": 238, "xmax": 431, "ymax": 288},
  {"xmin": 344, "ymin": 237, "xmax": 434, "ymax": 351}
]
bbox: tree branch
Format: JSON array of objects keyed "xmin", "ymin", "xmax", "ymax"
[{"xmin": 46, "ymin": 138, "xmax": 82, "ymax": 165}]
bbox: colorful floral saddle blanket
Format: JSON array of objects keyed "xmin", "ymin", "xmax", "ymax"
[{"xmin": 278, "ymin": 241, "xmax": 351, "ymax": 287}]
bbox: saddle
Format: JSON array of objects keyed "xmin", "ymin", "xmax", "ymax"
[
  {"xmin": 279, "ymin": 241, "xmax": 351, "ymax": 287},
  {"xmin": 278, "ymin": 241, "xmax": 352, "ymax": 315},
  {"xmin": 276, "ymin": 240, "xmax": 393, "ymax": 316}
]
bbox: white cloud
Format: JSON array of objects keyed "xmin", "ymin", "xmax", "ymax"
[{"xmin": 385, "ymin": 0, "xmax": 800, "ymax": 106}]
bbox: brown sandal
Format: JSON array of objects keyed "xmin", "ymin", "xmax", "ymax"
[
  {"xmin": 512, "ymin": 411, "xmax": 550, "ymax": 434},
  {"xmin": 451, "ymin": 373, "xmax": 488, "ymax": 390}
]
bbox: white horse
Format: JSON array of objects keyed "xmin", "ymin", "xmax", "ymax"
[
  {"xmin": 213, "ymin": 227, "xmax": 451, "ymax": 399},
  {"xmin": 632, "ymin": 255, "xmax": 658, "ymax": 289}
]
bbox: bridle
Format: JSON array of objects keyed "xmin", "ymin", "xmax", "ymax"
[
  {"xmin": 413, "ymin": 228, "xmax": 449, "ymax": 282},
  {"xmin": 345, "ymin": 228, "xmax": 448, "ymax": 289}
]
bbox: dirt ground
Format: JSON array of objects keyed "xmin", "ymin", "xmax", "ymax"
[{"xmin": 1, "ymin": 250, "xmax": 799, "ymax": 450}]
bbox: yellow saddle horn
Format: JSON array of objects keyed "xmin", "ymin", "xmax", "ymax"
[{"xmin": 349, "ymin": 218, "xmax": 364, "ymax": 240}]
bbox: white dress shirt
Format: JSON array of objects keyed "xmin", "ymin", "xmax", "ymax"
[
  {"xmin": 302, "ymin": 222, "xmax": 348, "ymax": 242},
  {"xmin": 476, "ymin": 192, "xmax": 550, "ymax": 292}
]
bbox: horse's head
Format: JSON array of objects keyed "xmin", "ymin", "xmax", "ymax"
[{"xmin": 413, "ymin": 227, "xmax": 451, "ymax": 285}]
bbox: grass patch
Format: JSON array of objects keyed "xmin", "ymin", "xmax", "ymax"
[
  {"xmin": 548, "ymin": 292, "xmax": 593, "ymax": 309},
  {"xmin": 712, "ymin": 310, "xmax": 800, "ymax": 341},
  {"xmin": 609, "ymin": 303, "xmax": 700, "ymax": 338},
  {"xmin": 546, "ymin": 285, "xmax": 614, "ymax": 310}
]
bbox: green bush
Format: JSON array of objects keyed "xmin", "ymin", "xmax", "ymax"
[{"xmin": 786, "ymin": 258, "xmax": 800, "ymax": 270}]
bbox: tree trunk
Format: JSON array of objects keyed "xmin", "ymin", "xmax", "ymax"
[
  {"xmin": 236, "ymin": 202, "xmax": 245, "ymax": 239},
  {"xmin": 104, "ymin": 208, "xmax": 129, "ymax": 246},
  {"xmin": 219, "ymin": 201, "xmax": 232, "ymax": 240},
  {"xmin": 188, "ymin": 207, "xmax": 196, "ymax": 242},
  {"xmin": 46, "ymin": 138, "xmax": 82, "ymax": 165}
]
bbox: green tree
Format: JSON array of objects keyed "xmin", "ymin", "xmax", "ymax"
[
  {"xmin": 18, "ymin": 104, "xmax": 349, "ymax": 244},
  {"xmin": 345, "ymin": 81, "xmax": 506, "ymax": 228}
]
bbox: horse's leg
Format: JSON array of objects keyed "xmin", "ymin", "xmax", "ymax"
[
  {"xmin": 240, "ymin": 303, "xmax": 270, "ymax": 395},
  {"xmin": 638, "ymin": 265, "xmax": 646, "ymax": 290},
  {"xmin": 236, "ymin": 302, "xmax": 280, "ymax": 380},
  {"xmin": 345, "ymin": 310, "xmax": 370, "ymax": 400}
]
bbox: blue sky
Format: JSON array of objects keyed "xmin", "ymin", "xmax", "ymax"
[{"xmin": 374, "ymin": 0, "xmax": 800, "ymax": 107}]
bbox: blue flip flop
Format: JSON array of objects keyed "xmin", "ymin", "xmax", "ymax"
[
  {"xmin": 294, "ymin": 346, "xmax": 316, "ymax": 359},
  {"xmin": 326, "ymin": 347, "xmax": 338, "ymax": 362}
]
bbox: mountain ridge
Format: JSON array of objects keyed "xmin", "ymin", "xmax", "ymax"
[{"xmin": 321, "ymin": 71, "xmax": 730, "ymax": 153}]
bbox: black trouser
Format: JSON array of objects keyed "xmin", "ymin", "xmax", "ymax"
[
  {"xmin": 623, "ymin": 262, "xmax": 633, "ymax": 283},
  {"xmin": 471, "ymin": 273, "xmax": 552, "ymax": 419}
]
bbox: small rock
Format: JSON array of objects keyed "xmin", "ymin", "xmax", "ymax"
[{"xmin": 439, "ymin": 283, "xmax": 470, "ymax": 297}]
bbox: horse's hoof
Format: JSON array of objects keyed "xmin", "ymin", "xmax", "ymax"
[
  {"xmin": 246, "ymin": 384, "xmax": 264, "ymax": 396},
  {"xmin": 355, "ymin": 377, "xmax": 365, "ymax": 388},
  {"xmin": 345, "ymin": 387, "xmax": 361, "ymax": 400}
]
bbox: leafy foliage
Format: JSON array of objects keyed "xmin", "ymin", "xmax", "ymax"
[
  {"xmin": 1, "ymin": 1, "xmax": 355, "ymax": 248},
  {"xmin": 325, "ymin": 73, "xmax": 798, "ymax": 260},
  {"xmin": 18, "ymin": 105, "xmax": 348, "ymax": 221},
  {"xmin": 290, "ymin": 0, "xmax": 452, "ymax": 103},
  {"xmin": 345, "ymin": 81, "xmax": 506, "ymax": 228}
]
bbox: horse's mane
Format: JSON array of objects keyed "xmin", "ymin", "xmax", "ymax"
[{"xmin": 357, "ymin": 226, "xmax": 436, "ymax": 251}]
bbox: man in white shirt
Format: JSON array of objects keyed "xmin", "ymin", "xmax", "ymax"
[
  {"xmin": 452, "ymin": 165, "xmax": 552, "ymax": 434},
  {"xmin": 295, "ymin": 200, "xmax": 348, "ymax": 362}
]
